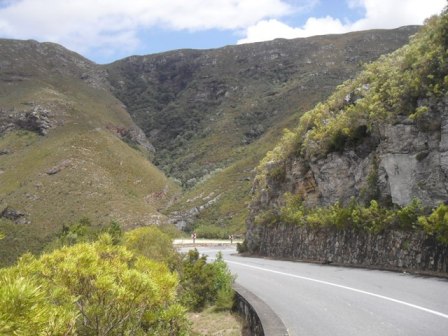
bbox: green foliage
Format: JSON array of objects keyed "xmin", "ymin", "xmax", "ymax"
[
  {"xmin": 236, "ymin": 240, "xmax": 248, "ymax": 254},
  {"xmin": 0, "ymin": 271, "xmax": 77, "ymax": 336},
  {"xmin": 254, "ymin": 209, "xmax": 280, "ymax": 226},
  {"xmin": 106, "ymin": 220, "xmax": 123, "ymax": 245},
  {"xmin": 0, "ymin": 235, "xmax": 188, "ymax": 335},
  {"xmin": 269, "ymin": 164, "xmax": 287, "ymax": 183},
  {"xmin": 194, "ymin": 223, "xmax": 230, "ymax": 239},
  {"xmin": 179, "ymin": 249, "xmax": 234, "ymax": 311},
  {"xmin": 45, "ymin": 218, "xmax": 124, "ymax": 252},
  {"xmin": 0, "ymin": 218, "xmax": 49, "ymax": 268},
  {"xmin": 124, "ymin": 226, "xmax": 178, "ymax": 267},
  {"xmin": 418, "ymin": 203, "xmax": 448, "ymax": 244},
  {"xmin": 281, "ymin": 195, "xmax": 427, "ymax": 235},
  {"xmin": 211, "ymin": 252, "xmax": 235, "ymax": 311}
]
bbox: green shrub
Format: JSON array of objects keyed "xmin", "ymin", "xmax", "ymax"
[
  {"xmin": 0, "ymin": 235, "xmax": 189, "ymax": 335},
  {"xmin": 280, "ymin": 195, "xmax": 429, "ymax": 235},
  {"xmin": 236, "ymin": 240, "xmax": 248, "ymax": 253},
  {"xmin": 418, "ymin": 203, "xmax": 448, "ymax": 244},
  {"xmin": 194, "ymin": 224, "xmax": 229, "ymax": 239},
  {"xmin": 211, "ymin": 252, "xmax": 235, "ymax": 311},
  {"xmin": 178, "ymin": 249, "xmax": 234, "ymax": 311},
  {"xmin": 124, "ymin": 226, "xmax": 179, "ymax": 269},
  {"xmin": 45, "ymin": 218, "xmax": 124, "ymax": 252},
  {"xmin": 0, "ymin": 271, "xmax": 77, "ymax": 336}
]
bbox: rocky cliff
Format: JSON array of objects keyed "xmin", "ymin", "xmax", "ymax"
[{"xmin": 244, "ymin": 11, "xmax": 448, "ymax": 273}]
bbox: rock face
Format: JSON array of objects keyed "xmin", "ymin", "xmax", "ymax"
[
  {"xmin": 252, "ymin": 96, "xmax": 448, "ymax": 212},
  {"xmin": 0, "ymin": 206, "xmax": 28, "ymax": 224},
  {"xmin": 245, "ymin": 96, "xmax": 448, "ymax": 274},
  {"xmin": 169, "ymin": 192, "xmax": 221, "ymax": 230},
  {"xmin": 0, "ymin": 105, "xmax": 56, "ymax": 136}
]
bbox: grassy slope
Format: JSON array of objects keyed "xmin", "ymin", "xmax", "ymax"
[{"xmin": 0, "ymin": 40, "xmax": 179, "ymax": 266}]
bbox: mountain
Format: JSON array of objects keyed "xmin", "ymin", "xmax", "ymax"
[
  {"xmin": 0, "ymin": 39, "xmax": 179, "ymax": 265},
  {"xmin": 244, "ymin": 11, "xmax": 448, "ymax": 256},
  {"xmin": 0, "ymin": 26, "xmax": 419, "ymax": 264},
  {"xmin": 104, "ymin": 27, "xmax": 418, "ymax": 234}
]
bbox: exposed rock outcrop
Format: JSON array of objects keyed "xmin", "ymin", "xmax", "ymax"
[
  {"xmin": 0, "ymin": 105, "xmax": 56, "ymax": 136},
  {"xmin": 0, "ymin": 206, "xmax": 28, "ymax": 224},
  {"xmin": 169, "ymin": 192, "xmax": 221, "ymax": 230},
  {"xmin": 251, "ymin": 96, "xmax": 448, "ymax": 214},
  {"xmin": 106, "ymin": 124, "xmax": 155, "ymax": 154}
]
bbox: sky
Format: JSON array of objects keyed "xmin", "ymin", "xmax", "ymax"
[{"xmin": 0, "ymin": 0, "xmax": 446, "ymax": 64}]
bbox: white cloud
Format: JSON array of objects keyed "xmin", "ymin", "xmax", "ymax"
[
  {"xmin": 238, "ymin": 0, "xmax": 446, "ymax": 44},
  {"xmin": 238, "ymin": 16, "xmax": 348, "ymax": 44},
  {"xmin": 351, "ymin": 0, "xmax": 447, "ymax": 30},
  {"xmin": 0, "ymin": 0, "xmax": 293, "ymax": 57},
  {"xmin": 1, "ymin": 0, "xmax": 446, "ymax": 60}
]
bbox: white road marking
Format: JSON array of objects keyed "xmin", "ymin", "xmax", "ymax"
[{"xmin": 225, "ymin": 259, "xmax": 448, "ymax": 320}]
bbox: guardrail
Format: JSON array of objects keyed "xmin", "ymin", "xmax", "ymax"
[{"xmin": 233, "ymin": 283, "xmax": 289, "ymax": 336}]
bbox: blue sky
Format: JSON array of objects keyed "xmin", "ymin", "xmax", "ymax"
[{"xmin": 0, "ymin": 0, "xmax": 445, "ymax": 64}]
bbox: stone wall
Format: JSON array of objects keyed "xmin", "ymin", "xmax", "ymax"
[{"xmin": 248, "ymin": 224, "xmax": 448, "ymax": 274}]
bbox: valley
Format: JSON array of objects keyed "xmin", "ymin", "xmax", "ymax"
[{"xmin": 0, "ymin": 27, "xmax": 418, "ymax": 264}]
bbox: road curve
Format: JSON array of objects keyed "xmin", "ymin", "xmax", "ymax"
[{"xmin": 190, "ymin": 245, "xmax": 448, "ymax": 336}]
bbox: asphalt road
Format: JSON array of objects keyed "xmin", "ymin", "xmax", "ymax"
[{"xmin": 187, "ymin": 245, "xmax": 448, "ymax": 336}]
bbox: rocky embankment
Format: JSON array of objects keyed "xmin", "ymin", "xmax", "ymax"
[{"xmin": 245, "ymin": 95, "xmax": 448, "ymax": 274}]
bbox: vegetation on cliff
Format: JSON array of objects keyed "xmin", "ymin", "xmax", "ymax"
[
  {"xmin": 259, "ymin": 9, "xmax": 447, "ymax": 175},
  {"xmin": 271, "ymin": 195, "xmax": 448, "ymax": 243},
  {"xmin": 254, "ymin": 8, "xmax": 448, "ymax": 243}
]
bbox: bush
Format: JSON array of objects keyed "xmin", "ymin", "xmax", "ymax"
[
  {"xmin": 0, "ymin": 234, "xmax": 189, "ymax": 335},
  {"xmin": 212, "ymin": 252, "xmax": 235, "ymax": 311},
  {"xmin": 418, "ymin": 203, "xmax": 448, "ymax": 244},
  {"xmin": 0, "ymin": 271, "xmax": 77, "ymax": 336},
  {"xmin": 194, "ymin": 224, "xmax": 229, "ymax": 239},
  {"xmin": 124, "ymin": 226, "xmax": 177, "ymax": 266},
  {"xmin": 45, "ymin": 218, "xmax": 123, "ymax": 252},
  {"xmin": 281, "ymin": 195, "xmax": 428, "ymax": 235},
  {"xmin": 178, "ymin": 249, "xmax": 234, "ymax": 311},
  {"xmin": 236, "ymin": 240, "xmax": 248, "ymax": 253}
]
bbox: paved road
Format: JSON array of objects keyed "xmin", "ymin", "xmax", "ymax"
[{"xmin": 186, "ymin": 245, "xmax": 448, "ymax": 336}]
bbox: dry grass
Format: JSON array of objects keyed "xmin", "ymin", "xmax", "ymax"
[{"xmin": 188, "ymin": 308, "xmax": 243, "ymax": 336}]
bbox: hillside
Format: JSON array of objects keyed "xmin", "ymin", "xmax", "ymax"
[
  {"xmin": 245, "ymin": 10, "xmax": 448, "ymax": 255},
  {"xmin": 0, "ymin": 26, "xmax": 420, "ymax": 264},
  {"xmin": 0, "ymin": 40, "xmax": 179, "ymax": 266},
  {"xmin": 105, "ymin": 27, "xmax": 418, "ymax": 234}
]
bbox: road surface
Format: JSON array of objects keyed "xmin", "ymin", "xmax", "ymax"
[{"xmin": 184, "ymin": 245, "xmax": 448, "ymax": 336}]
